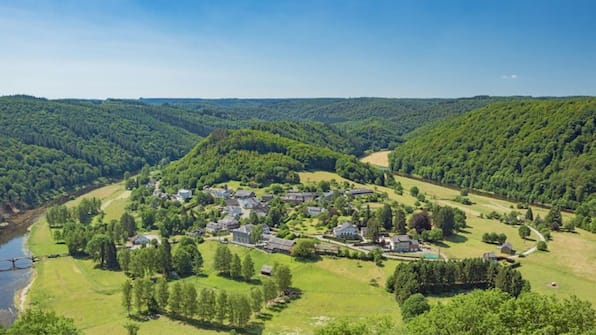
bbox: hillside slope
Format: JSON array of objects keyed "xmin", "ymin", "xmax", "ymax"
[
  {"xmin": 161, "ymin": 129, "xmax": 385, "ymax": 191},
  {"xmin": 389, "ymin": 98, "xmax": 596, "ymax": 210},
  {"xmin": 250, "ymin": 121, "xmax": 363, "ymax": 155},
  {"xmin": 0, "ymin": 96, "xmax": 207, "ymax": 209}
]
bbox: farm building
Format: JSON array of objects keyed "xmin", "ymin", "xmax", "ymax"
[
  {"xmin": 263, "ymin": 237, "xmax": 295, "ymax": 254},
  {"xmin": 498, "ymin": 242, "xmax": 515, "ymax": 255}
]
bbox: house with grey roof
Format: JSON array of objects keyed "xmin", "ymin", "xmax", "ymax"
[
  {"xmin": 387, "ymin": 235, "xmax": 419, "ymax": 252},
  {"xmin": 347, "ymin": 188, "xmax": 374, "ymax": 197},
  {"xmin": 333, "ymin": 222, "xmax": 360, "ymax": 239},
  {"xmin": 208, "ymin": 187, "xmax": 233, "ymax": 199},
  {"xmin": 306, "ymin": 206, "xmax": 326, "ymax": 216},
  {"xmin": 235, "ymin": 190, "xmax": 256, "ymax": 199},
  {"xmin": 219, "ymin": 215, "xmax": 240, "ymax": 231},
  {"xmin": 483, "ymin": 252, "xmax": 498, "ymax": 262},
  {"xmin": 231, "ymin": 224, "xmax": 270, "ymax": 244},
  {"xmin": 498, "ymin": 242, "xmax": 515, "ymax": 255},
  {"xmin": 263, "ymin": 237, "xmax": 295, "ymax": 254},
  {"xmin": 223, "ymin": 205, "xmax": 243, "ymax": 217},
  {"xmin": 177, "ymin": 189, "xmax": 193, "ymax": 201}
]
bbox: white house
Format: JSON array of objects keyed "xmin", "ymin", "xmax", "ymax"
[
  {"xmin": 177, "ymin": 189, "xmax": 192, "ymax": 201},
  {"xmin": 208, "ymin": 187, "xmax": 233, "ymax": 199},
  {"xmin": 387, "ymin": 235, "xmax": 420, "ymax": 252},
  {"xmin": 333, "ymin": 222, "xmax": 359, "ymax": 239},
  {"xmin": 306, "ymin": 206, "xmax": 326, "ymax": 216}
]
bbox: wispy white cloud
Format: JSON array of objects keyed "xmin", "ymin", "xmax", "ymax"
[{"xmin": 500, "ymin": 74, "xmax": 518, "ymax": 80}]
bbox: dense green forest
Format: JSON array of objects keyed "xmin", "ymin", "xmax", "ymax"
[
  {"xmin": 390, "ymin": 98, "xmax": 596, "ymax": 210},
  {"xmin": 143, "ymin": 96, "xmax": 512, "ymax": 151},
  {"xmin": 0, "ymin": 96, "xmax": 204, "ymax": 209},
  {"xmin": 160, "ymin": 129, "xmax": 385, "ymax": 192},
  {"xmin": 250, "ymin": 121, "xmax": 363, "ymax": 155}
]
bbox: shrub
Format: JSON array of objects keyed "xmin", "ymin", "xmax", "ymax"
[{"xmin": 537, "ymin": 241, "xmax": 548, "ymax": 251}]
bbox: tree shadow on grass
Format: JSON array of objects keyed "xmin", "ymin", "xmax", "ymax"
[
  {"xmin": 266, "ymin": 287, "xmax": 304, "ymax": 313},
  {"xmin": 247, "ymin": 278, "xmax": 263, "ymax": 285},
  {"xmin": 256, "ymin": 312, "xmax": 273, "ymax": 321},
  {"xmin": 431, "ymin": 241, "xmax": 450, "ymax": 248},
  {"xmin": 293, "ymin": 255, "xmax": 321, "ymax": 263},
  {"xmin": 445, "ymin": 234, "xmax": 468, "ymax": 244},
  {"xmin": 165, "ymin": 313, "xmax": 264, "ymax": 335}
]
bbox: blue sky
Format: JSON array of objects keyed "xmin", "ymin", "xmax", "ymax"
[{"xmin": 1, "ymin": 0, "xmax": 595, "ymax": 98}]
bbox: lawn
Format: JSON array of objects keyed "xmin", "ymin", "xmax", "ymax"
[
  {"xmin": 28, "ymin": 217, "xmax": 68, "ymax": 256},
  {"xmin": 518, "ymin": 230, "xmax": 596, "ymax": 305}
]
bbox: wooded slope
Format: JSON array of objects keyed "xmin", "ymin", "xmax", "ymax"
[
  {"xmin": 160, "ymin": 129, "xmax": 385, "ymax": 191},
  {"xmin": 0, "ymin": 96, "xmax": 202, "ymax": 208},
  {"xmin": 390, "ymin": 98, "xmax": 596, "ymax": 210}
]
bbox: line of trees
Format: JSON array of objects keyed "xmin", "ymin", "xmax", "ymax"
[
  {"xmin": 482, "ymin": 232, "xmax": 508, "ymax": 244},
  {"xmin": 213, "ymin": 245, "xmax": 255, "ymax": 281},
  {"xmin": 118, "ymin": 237, "xmax": 202, "ymax": 278},
  {"xmin": 46, "ymin": 198, "xmax": 102, "ymax": 227},
  {"xmin": 386, "ymin": 259, "xmax": 529, "ymax": 305},
  {"xmin": 121, "ymin": 268, "xmax": 291, "ymax": 328}
]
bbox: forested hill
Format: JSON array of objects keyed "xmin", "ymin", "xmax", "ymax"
[
  {"xmin": 143, "ymin": 96, "xmax": 513, "ymax": 150},
  {"xmin": 389, "ymin": 98, "xmax": 596, "ymax": 210},
  {"xmin": 160, "ymin": 129, "xmax": 385, "ymax": 192},
  {"xmin": 0, "ymin": 96, "xmax": 207, "ymax": 209},
  {"xmin": 249, "ymin": 121, "xmax": 364, "ymax": 155}
]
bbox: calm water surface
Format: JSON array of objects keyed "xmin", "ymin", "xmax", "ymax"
[{"xmin": 0, "ymin": 231, "xmax": 32, "ymax": 327}]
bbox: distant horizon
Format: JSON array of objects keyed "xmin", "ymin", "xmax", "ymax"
[{"xmin": 3, "ymin": 94, "xmax": 595, "ymax": 101}]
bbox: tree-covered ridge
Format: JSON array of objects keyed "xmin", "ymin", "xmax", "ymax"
[
  {"xmin": 0, "ymin": 96, "xmax": 203, "ymax": 208},
  {"xmin": 143, "ymin": 96, "xmax": 513, "ymax": 151},
  {"xmin": 390, "ymin": 98, "xmax": 596, "ymax": 210},
  {"xmin": 161, "ymin": 129, "xmax": 385, "ymax": 192},
  {"xmin": 250, "ymin": 121, "xmax": 364, "ymax": 155},
  {"xmin": 0, "ymin": 138, "xmax": 100, "ymax": 206}
]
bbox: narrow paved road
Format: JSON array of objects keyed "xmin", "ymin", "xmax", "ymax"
[
  {"xmin": 309, "ymin": 235, "xmax": 447, "ymax": 261},
  {"xmin": 515, "ymin": 224, "xmax": 546, "ymax": 257}
]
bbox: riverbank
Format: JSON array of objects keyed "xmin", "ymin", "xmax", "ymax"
[
  {"xmin": 14, "ymin": 266, "xmax": 35, "ymax": 311},
  {"xmin": 0, "ymin": 208, "xmax": 45, "ymax": 245},
  {"xmin": 15, "ymin": 221, "xmax": 39, "ymax": 312}
]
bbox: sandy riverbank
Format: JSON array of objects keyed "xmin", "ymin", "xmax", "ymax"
[
  {"xmin": 13, "ymin": 222, "xmax": 40, "ymax": 313},
  {"xmin": 14, "ymin": 269, "xmax": 35, "ymax": 311}
]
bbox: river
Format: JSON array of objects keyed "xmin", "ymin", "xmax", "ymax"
[{"xmin": 0, "ymin": 228, "xmax": 32, "ymax": 328}]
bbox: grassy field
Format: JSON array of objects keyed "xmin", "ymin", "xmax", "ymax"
[
  {"xmin": 518, "ymin": 230, "xmax": 596, "ymax": 303},
  {"xmin": 26, "ymin": 182, "xmax": 403, "ymax": 334},
  {"xmin": 360, "ymin": 150, "xmax": 391, "ymax": 167}
]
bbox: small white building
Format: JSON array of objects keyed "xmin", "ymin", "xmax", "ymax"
[
  {"xmin": 177, "ymin": 189, "xmax": 192, "ymax": 201},
  {"xmin": 387, "ymin": 235, "xmax": 420, "ymax": 252},
  {"xmin": 306, "ymin": 207, "xmax": 326, "ymax": 216},
  {"xmin": 333, "ymin": 222, "xmax": 359, "ymax": 239}
]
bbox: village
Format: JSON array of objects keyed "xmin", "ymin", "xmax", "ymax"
[
  {"xmin": 127, "ymin": 180, "xmax": 502, "ymax": 261},
  {"xmin": 127, "ymin": 178, "xmax": 527, "ymax": 266}
]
